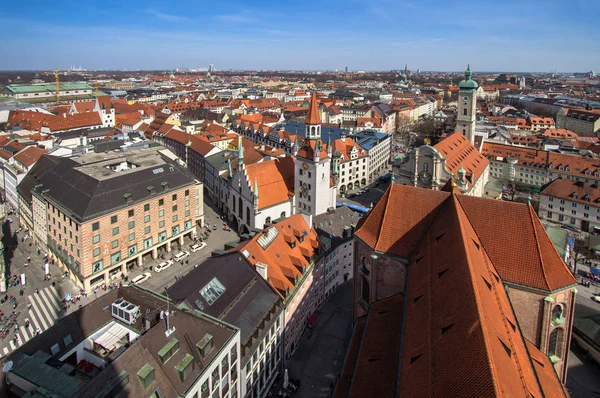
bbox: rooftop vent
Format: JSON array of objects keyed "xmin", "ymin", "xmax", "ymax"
[
  {"xmin": 197, "ymin": 333, "xmax": 213, "ymax": 358},
  {"xmin": 111, "ymin": 298, "xmax": 141, "ymax": 325}
]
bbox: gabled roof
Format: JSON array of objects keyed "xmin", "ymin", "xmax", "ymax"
[
  {"xmin": 13, "ymin": 146, "xmax": 46, "ymax": 168},
  {"xmin": 398, "ymin": 195, "xmax": 545, "ymax": 397},
  {"xmin": 235, "ymin": 214, "xmax": 319, "ymax": 299},
  {"xmin": 244, "ymin": 157, "xmax": 295, "ymax": 209},
  {"xmin": 433, "ymin": 132, "xmax": 489, "ymax": 187},
  {"xmin": 356, "ymin": 184, "xmax": 577, "ymax": 292},
  {"xmin": 341, "ymin": 187, "xmax": 572, "ymax": 397},
  {"xmin": 355, "ymin": 185, "xmax": 449, "ymax": 258},
  {"xmin": 166, "ymin": 252, "xmax": 281, "ymax": 345}
]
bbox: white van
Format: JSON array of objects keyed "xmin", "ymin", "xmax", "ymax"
[
  {"xmin": 130, "ymin": 272, "xmax": 151, "ymax": 285},
  {"xmin": 173, "ymin": 251, "xmax": 190, "ymax": 262}
]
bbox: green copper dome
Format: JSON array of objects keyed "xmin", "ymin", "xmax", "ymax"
[{"xmin": 458, "ymin": 64, "xmax": 478, "ymax": 91}]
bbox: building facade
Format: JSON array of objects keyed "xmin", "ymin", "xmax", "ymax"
[
  {"xmin": 18, "ymin": 149, "xmax": 203, "ymax": 290},
  {"xmin": 539, "ymin": 179, "xmax": 600, "ymax": 234},
  {"xmin": 412, "ymin": 132, "xmax": 489, "ymax": 196}
]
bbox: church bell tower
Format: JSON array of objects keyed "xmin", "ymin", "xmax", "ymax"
[{"xmin": 456, "ymin": 64, "xmax": 478, "ymax": 145}]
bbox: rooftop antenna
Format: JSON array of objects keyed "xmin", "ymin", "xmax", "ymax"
[{"xmin": 163, "ymin": 286, "xmax": 176, "ymax": 337}]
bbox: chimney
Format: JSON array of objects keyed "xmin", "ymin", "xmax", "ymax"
[{"xmin": 255, "ymin": 262, "xmax": 268, "ymax": 281}]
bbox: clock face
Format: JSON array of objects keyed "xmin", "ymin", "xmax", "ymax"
[
  {"xmin": 462, "ymin": 96, "xmax": 469, "ymax": 101},
  {"xmin": 302, "ymin": 163, "xmax": 308, "ymax": 170}
]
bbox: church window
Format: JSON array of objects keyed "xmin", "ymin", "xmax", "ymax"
[
  {"xmin": 423, "ymin": 163, "xmax": 429, "ymax": 173},
  {"xmin": 463, "ymin": 109, "xmax": 467, "ymax": 116},
  {"xmin": 308, "ymin": 172, "xmax": 312, "ymax": 178},
  {"xmin": 361, "ymin": 275, "xmax": 370, "ymax": 302},
  {"xmin": 552, "ymin": 305, "xmax": 563, "ymax": 322},
  {"xmin": 548, "ymin": 328, "xmax": 564, "ymax": 358},
  {"xmin": 299, "ymin": 169, "xmax": 303, "ymax": 175},
  {"xmin": 281, "ymin": 212, "xmax": 286, "ymax": 218},
  {"xmin": 265, "ymin": 217, "xmax": 271, "ymax": 224},
  {"xmin": 246, "ymin": 207, "xmax": 250, "ymax": 225}
]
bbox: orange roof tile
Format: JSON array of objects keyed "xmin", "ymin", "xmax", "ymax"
[
  {"xmin": 13, "ymin": 146, "xmax": 46, "ymax": 168},
  {"xmin": 235, "ymin": 214, "xmax": 319, "ymax": 298},
  {"xmin": 433, "ymin": 132, "xmax": 489, "ymax": 186},
  {"xmin": 244, "ymin": 157, "xmax": 295, "ymax": 209}
]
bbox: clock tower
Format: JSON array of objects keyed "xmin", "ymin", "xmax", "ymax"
[
  {"xmin": 295, "ymin": 92, "xmax": 336, "ymax": 219},
  {"xmin": 457, "ymin": 64, "xmax": 478, "ymax": 144}
]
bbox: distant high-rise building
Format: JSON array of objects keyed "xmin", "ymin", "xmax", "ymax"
[
  {"xmin": 208, "ymin": 64, "xmax": 215, "ymax": 72},
  {"xmin": 345, "ymin": 66, "xmax": 348, "ymax": 73}
]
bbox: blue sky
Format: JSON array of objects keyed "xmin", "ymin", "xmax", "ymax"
[{"xmin": 0, "ymin": 0, "xmax": 598, "ymax": 72}]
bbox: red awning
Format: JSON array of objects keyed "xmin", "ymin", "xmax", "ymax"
[{"xmin": 308, "ymin": 315, "xmax": 317, "ymax": 327}]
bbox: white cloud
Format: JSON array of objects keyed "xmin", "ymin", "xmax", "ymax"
[{"xmin": 145, "ymin": 9, "xmax": 188, "ymax": 22}]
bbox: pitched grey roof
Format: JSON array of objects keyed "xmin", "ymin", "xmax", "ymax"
[
  {"xmin": 17, "ymin": 154, "xmax": 62, "ymax": 204},
  {"xmin": 167, "ymin": 252, "xmax": 281, "ymax": 345}
]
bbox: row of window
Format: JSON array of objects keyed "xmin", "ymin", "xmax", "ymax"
[{"xmin": 91, "ymin": 191, "xmax": 191, "ymax": 232}]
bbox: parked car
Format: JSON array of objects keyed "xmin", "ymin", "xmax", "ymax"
[
  {"xmin": 173, "ymin": 251, "xmax": 190, "ymax": 262},
  {"xmin": 190, "ymin": 242, "xmax": 207, "ymax": 252},
  {"xmin": 155, "ymin": 260, "xmax": 173, "ymax": 273},
  {"xmin": 130, "ymin": 272, "xmax": 151, "ymax": 285},
  {"xmin": 223, "ymin": 225, "xmax": 232, "ymax": 231},
  {"xmin": 561, "ymin": 224, "xmax": 579, "ymax": 232}
]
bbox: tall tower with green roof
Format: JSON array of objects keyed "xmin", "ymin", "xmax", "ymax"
[{"xmin": 457, "ymin": 64, "xmax": 478, "ymax": 144}]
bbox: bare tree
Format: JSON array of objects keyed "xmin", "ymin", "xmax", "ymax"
[
  {"xmin": 395, "ymin": 114, "xmax": 414, "ymax": 140},
  {"xmin": 572, "ymin": 236, "xmax": 591, "ymax": 278}
]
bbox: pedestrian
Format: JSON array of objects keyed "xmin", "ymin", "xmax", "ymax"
[
  {"xmin": 19, "ymin": 289, "xmax": 23, "ymax": 297},
  {"xmin": 35, "ymin": 288, "xmax": 39, "ymax": 295}
]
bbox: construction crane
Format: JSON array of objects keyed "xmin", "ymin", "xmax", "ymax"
[{"xmin": 54, "ymin": 69, "xmax": 60, "ymax": 102}]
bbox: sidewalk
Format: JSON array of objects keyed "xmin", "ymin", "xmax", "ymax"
[{"xmin": 286, "ymin": 282, "xmax": 353, "ymax": 398}]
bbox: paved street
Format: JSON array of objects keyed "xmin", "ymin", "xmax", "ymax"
[
  {"xmin": 286, "ymin": 282, "xmax": 353, "ymax": 398},
  {"xmin": 0, "ymin": 220, "xmax": 91, "ymax": 359},
  {"xmin": 133, "ymin": 198, "xmax": 240, "ymax": 291}
]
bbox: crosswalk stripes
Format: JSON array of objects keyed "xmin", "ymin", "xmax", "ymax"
[{"xmin": 0, "ymin": 285, "xmax": 64, "ymax": 358}]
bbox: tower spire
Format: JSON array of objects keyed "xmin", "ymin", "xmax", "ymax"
[{"xmin": 305, "ymin": 92, "xmax": 321, "ymax": 125}]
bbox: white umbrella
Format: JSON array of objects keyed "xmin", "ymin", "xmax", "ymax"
[{"xmin": 283, "ymin": 368, "xmax": 289, "ymax": 389}]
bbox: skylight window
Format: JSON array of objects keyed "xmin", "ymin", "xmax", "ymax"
[{"xmin": 200, "ymin": 277, "xmax": 226, "ymax": 305}]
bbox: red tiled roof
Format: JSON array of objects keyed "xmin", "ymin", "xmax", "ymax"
[
  {"xmin": 540, "ymin": 178, "xmax": 600, "ymax": 205},
  {"xmin": 343, "ymin": 186, "xmax": 573, "ymax": 397},
  {"xmin": 13, "ymin": 146, "xmax": 46, "ymax": 168},
  {"xmin": 457, "ymin": 194, "xmax": 577, "ymax": 291},
  {"xmin": 433, "ymin": 132, "xmax": 489, "ymax": 187},
  {"xmin": 398, "ymin": 195, "xmax": 545, "ymax": 397},
  {"xmin": 235, "ymin": 214, "xmax": 319, "ymax": 298},
  {"xmin": 245, "ymin": 157, "xmax": 295, "ymax": 209}
]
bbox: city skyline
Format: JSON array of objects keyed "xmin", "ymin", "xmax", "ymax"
[{"xmin": 1, "ymin": 0, "xmax": 599, "ymax": 72}]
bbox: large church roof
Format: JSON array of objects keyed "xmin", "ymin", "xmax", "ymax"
[
  {"xmin": 338, "ymin": 184, "xmax": 574, "ymax": 397},
  {"xmin": 355, "ymin": 184, "xmax": 576, "ymax": 292}
]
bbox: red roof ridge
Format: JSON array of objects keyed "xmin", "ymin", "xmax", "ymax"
[
  {"xmin": 451, "ymin": 195, "xmax": 502, "ymax": 396},
  {"xmin": 526, "ymin": 204, "xmax": 552, "ymax": 290},
  {"xmin": 453, "ymin": 195, "xmax": 532, "ymax": 394}
]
